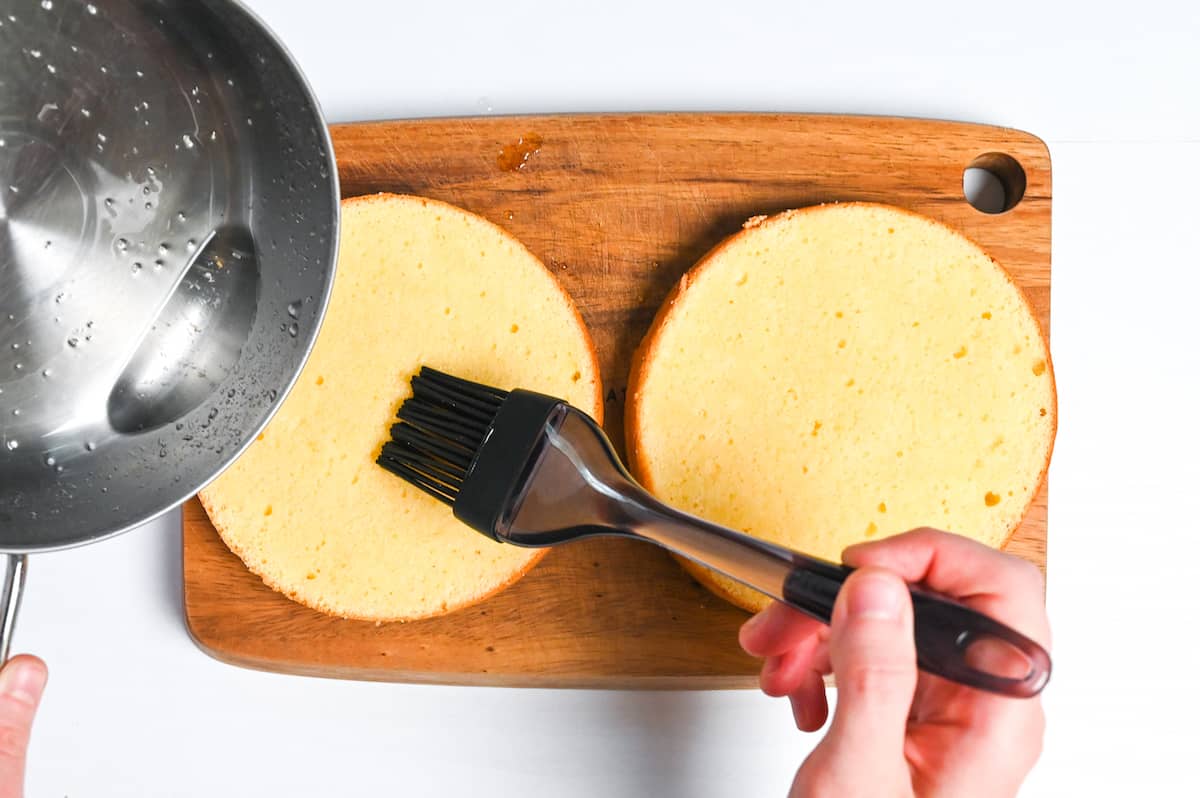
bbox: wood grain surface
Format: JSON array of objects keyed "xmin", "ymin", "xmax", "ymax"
[{"xmin": 182, "ymin": 114, "xmax": 1051, "ymax": 688}]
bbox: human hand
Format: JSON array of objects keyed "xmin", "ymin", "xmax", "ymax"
[
  {"xmin": 739, "ymin": 528, "xmax": 1049, "ymax": 798},
  {"xmin": 0, "ymin": 656, "xmax": 48, "ymax": 798}
]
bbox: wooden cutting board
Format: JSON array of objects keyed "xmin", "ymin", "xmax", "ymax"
[{"xmin": 182, "ymin": 114, "xmax": 1051, "ymax": 688}]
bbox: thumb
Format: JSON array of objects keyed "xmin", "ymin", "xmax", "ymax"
[
  {"xmin": 797, "ymin": 569, "xmax": 916, "ymax": 793},
  {"xmin": 0, "ymin": 656, "xmax": 48, "ymax": 798}
]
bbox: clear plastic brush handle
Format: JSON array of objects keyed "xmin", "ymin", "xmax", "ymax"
[{"xmin": 504, "ymin": 407, "xmax": 1051, "ymax": 699}]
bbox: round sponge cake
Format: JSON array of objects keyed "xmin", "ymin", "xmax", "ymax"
[
  {"xmin": 200, "ymin": 194, "xmax": 602, "ymax": 621},
  {"xmin": 627, "ymin": 203, "xmax": 1055, "ymax": 613}
]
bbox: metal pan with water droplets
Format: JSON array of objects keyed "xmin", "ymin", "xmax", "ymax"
[{"xmin": 0, "ymin": 0, "xmax": 339, "ymax": 661}]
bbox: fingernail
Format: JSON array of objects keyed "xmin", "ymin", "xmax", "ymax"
[
  {"xmin": 846, "ymin": 572, "xmax": 904, "ymax": 620},
  {"xmin": 741, "ymin": 609, "xmax": 767, "ymax": 636},
  {"xmin": 738, "ymin": 611, "xmax": 767, "ymax": 653},
  {"xmin": 0, "ymin": 661, "xmax": 47, "ymax": 705}
]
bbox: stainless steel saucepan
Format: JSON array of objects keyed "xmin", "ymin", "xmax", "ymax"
[{"xmin": 0, "ymin": 0, "xmax": 339, "ymax": 658}]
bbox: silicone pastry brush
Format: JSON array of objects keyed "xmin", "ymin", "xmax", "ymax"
[{"xmin": 377, "ymin": 367, "xmax": 1051, "ymax": 697}]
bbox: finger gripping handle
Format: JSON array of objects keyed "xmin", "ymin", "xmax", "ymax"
[{"xmin": 781, "ymin": 565, "xmax": 1050, "ymax": 698}]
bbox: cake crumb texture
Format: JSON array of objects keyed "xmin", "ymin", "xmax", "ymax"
[
  {"xmin": 627, "ymin": 203, "xmax": 1056, "ymax": 613},
  {"xmin": 201, "ymin": 193, "xmax": 602, "ymax": 621}
]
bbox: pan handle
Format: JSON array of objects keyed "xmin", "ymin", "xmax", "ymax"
[{"xmin": 0, "ymin": 555, "xmax": 27, "ymax": 663}]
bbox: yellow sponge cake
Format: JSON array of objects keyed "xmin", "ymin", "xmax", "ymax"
[
  {"xmin": 200, "ymin": 194, "xmax": 602, "ymax": 621},
  {"xmin": 626, "ymin": 203, "xmax": 1055, "ymax": 613}
]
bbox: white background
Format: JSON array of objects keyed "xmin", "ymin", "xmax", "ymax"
[{"xmin": 20, "ymin": 0, "xmax": 1200, "ymax": 795}]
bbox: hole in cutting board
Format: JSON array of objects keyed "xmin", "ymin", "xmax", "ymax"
[{"xmin": 963, "ymin": 153, "xmax": 1026, "ymax": 214}]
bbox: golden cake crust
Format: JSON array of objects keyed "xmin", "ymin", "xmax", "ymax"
[
  {"xmin": 626, "ymin": 202, "xmax": 1056, "ymax": 613},
  {"xmin": 198, "ymin": 489, "xmax": 552, "ymax": 621},
  {"xmin": 201, "ymin": 193, "xmax": 602, "ymax": 622}
]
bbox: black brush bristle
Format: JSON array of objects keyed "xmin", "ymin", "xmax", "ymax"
[{"xmin": 376, "ymin": 367, "xmax": 508, "ymax": 506}]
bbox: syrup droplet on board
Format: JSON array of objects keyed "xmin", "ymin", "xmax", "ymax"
[{"xmin": 497, "ymin": 133, "xmax": 543, "ymax": 172}]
